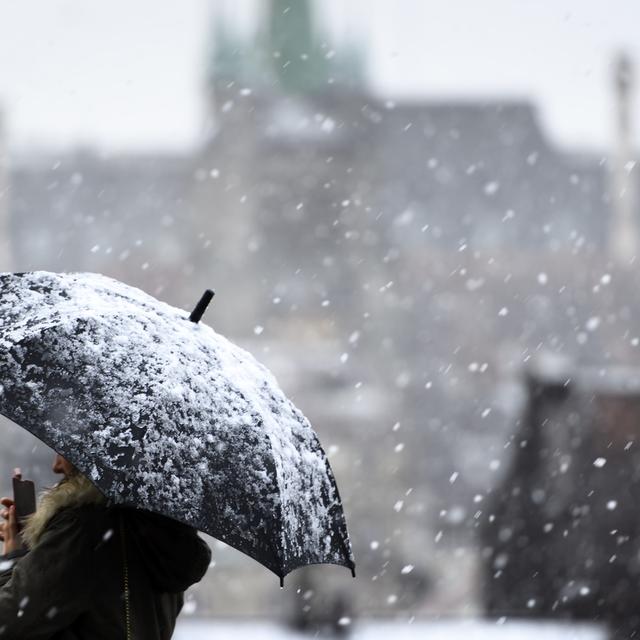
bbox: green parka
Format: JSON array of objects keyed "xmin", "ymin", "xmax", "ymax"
[{"xmin": 0, "ymin": 502, "xmax": 211, "ymax": 639}]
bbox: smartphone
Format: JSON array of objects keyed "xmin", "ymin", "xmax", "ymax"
[{"xmin": 12, "ymin": 476, "xmax": 36, "ymax": 523}]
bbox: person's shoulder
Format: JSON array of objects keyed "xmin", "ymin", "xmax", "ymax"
[
  {"xmin": 45, "ymin": 502, "xmax": 114, "ymax": 542},
  {"xmin": 32, "ymin": 504, "xmax": 120, "ymax": 560}
]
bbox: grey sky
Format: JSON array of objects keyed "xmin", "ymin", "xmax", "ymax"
[{"xmin": 0, "ymin": 0, "xmax": 638, "ymax": 153}]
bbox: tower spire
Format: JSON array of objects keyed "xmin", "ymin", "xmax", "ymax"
[
  {"xmin": 0, "ymin": 107, "xmax": 12, "ymax": 271},
  {"xmin": 207, "ymin": 1, "xmax": 368, "ymax": 99},
  {"xmin": 609, "ymin": 51, "xmax": 639, "ymax": 266},
  {"xmin": 207, "ymin": 6, "xmax": 245, "ymax": 91},
  {"xmin": 267, "ymin": 0, "xmax": 330, "ymax": 95}
]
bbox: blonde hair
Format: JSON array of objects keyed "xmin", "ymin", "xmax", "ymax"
[{"xmin": 22, "ymin": 474, "xmax": 107, "ymax": 549}]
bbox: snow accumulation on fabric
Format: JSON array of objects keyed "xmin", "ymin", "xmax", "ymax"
[{"xmin": 0, "ymin": 271, "xmax": 354, "ymax": 578}]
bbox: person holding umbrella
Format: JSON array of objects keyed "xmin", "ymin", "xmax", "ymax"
[
  {"xmin": 0, "ymin": 452, "xmax": 211, "ymax": 639},
  {"xmin": 0, "ymin": 273, "xmax": 355, "ymax": 586},
  {"xmin": 0, "ymin": 271, "xmax": 354, "ymax": 636}
]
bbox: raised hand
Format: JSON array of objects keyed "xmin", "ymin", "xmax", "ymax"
[
  {"xmin": 1, "ymin": 469, "xmax": 26, "ymax": 555},
  {"xmin": 0, "ymin": 497, "xmax": 22, "ymax": 554}
]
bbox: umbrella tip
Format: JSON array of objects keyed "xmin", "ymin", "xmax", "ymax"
[
  {"xmin": 351, "ymin": 566, "xmax": 356, "ymax": 578},
  {"xmin": 189, "ymin": 289, "xmax": 215, "ymax": 324},
  {"xmin": 279, "ymin": 576, "xmax": 284, "ymax": 589}
]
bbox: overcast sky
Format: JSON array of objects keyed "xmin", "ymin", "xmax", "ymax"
[{"xmin": 0, "ymin": 0, "xmax": 638, "ymax": 154}]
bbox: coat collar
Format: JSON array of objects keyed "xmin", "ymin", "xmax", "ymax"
[{"xmin": 22, "ymin": 474, "xmax": 106, "ymax": 549}]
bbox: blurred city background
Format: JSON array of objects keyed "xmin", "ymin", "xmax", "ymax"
[{"xmin": 1, "ymin": 1, "xmax": 640, "ymax": 638}]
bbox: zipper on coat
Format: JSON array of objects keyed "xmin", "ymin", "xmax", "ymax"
[{"xmin": 119, "ymin": 512, "xmax": 133, "ymax": 640}]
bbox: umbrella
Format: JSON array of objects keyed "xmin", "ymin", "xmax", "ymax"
[{"xmin": 0, "ymin": 271, "xmax": 355, "ymax": 585}]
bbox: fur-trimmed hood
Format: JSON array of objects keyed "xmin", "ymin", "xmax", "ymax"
[
  {"xmin": 0, "ymin": 477, "xmax": 211, "ymax": 640},
  {"xmin": 19, "ymin": 475, "xmax": 211, "ymax": 593},
  {"xmin": 22, "ymin": 474, "xmax": 107, "ymax": 549}
]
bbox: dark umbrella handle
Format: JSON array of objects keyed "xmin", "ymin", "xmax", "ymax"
[{"xmin": 189, "ymin": 289, "xmax": 215, "ymax": 324}]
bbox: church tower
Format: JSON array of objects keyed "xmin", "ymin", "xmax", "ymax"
[{"xmin": 195, "ymin": 2, "xmax": 368, "ymax": 335}]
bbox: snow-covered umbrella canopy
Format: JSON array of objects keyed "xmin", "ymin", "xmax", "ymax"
[{"xmin": 0, "ymin": 271, "xmax": 355, "ymax": 583}]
